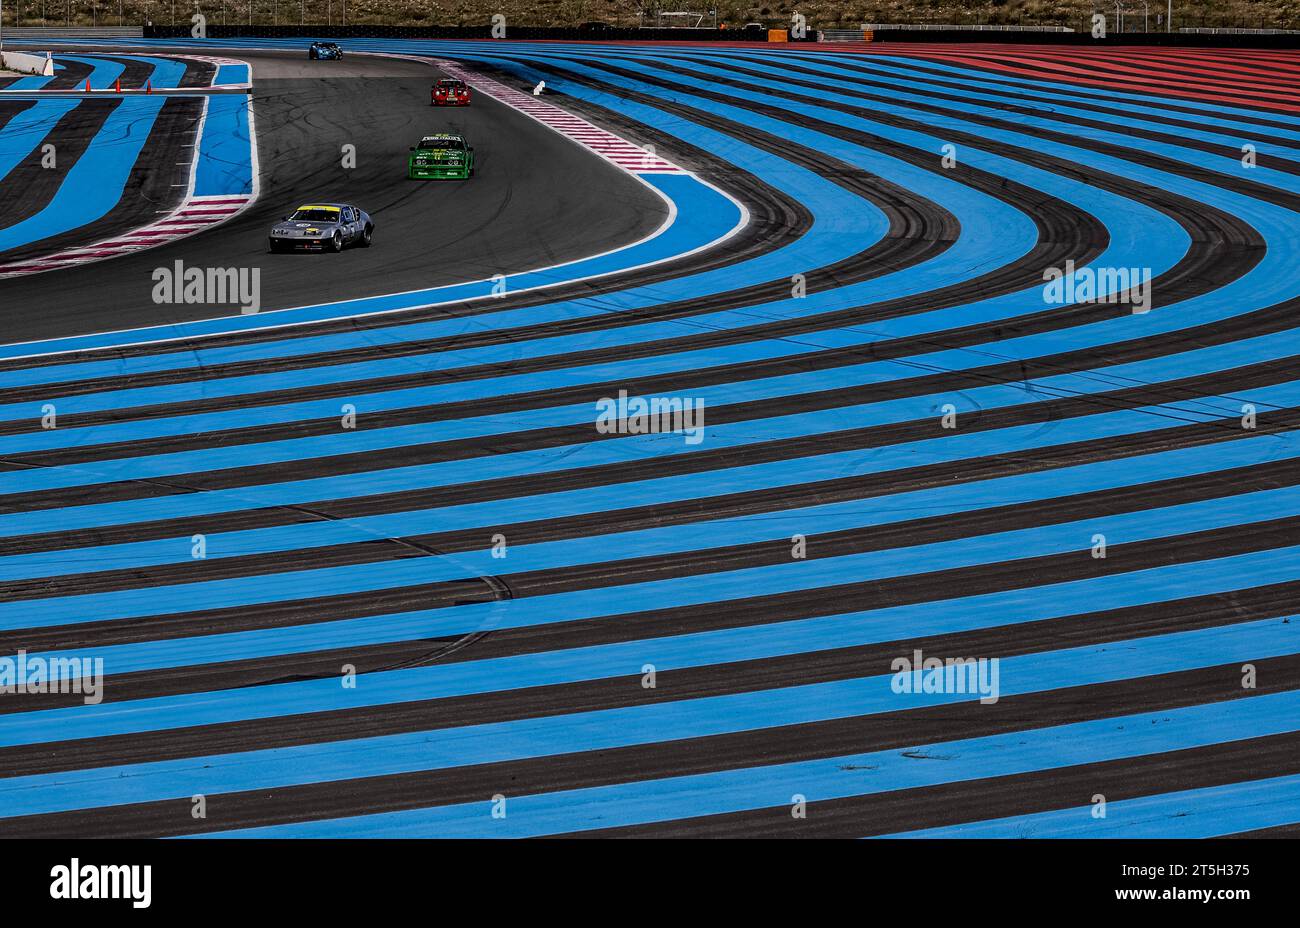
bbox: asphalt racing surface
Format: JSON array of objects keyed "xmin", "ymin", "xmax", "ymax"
[
  {"xmin": 0, "ymin": 49, "xmax": 667, "ymax": 344},
  {"xmin": 0, "ymin": 40, "xmax": 1298, "ymax": 838}
]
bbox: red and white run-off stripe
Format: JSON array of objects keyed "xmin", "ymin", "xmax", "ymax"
[
  {"xmin": 0, "ymin": 194, "xmax": 253, "ymax": 278},
  {"xmin": 434, "ymin": 59, "xmax": 684, "ymax": 175}
]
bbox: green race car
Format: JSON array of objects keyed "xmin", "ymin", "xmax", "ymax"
[{"xmin": 408, "ymin": 133, "xmax": 475, "ymax": 180}]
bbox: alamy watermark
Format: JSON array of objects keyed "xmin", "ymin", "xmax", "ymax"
[
  {"xmin": 1043, "ymin": 259, "xmax": 1151, "ymax": 314},
  {"xmin": 152, "ymin": 259, "xmax": 261, "ymax": 315},
  {"xmin": 890, "ymin": 648, "xmax": 1000, "ymax": 705},
  {"xmin": 50, "ymin": 859, "xmax": 151, "ymax": 908},
  {"xmin": 595, "ymin": 389, "xmax": 706, "ymax": 445},
  {"xmin": 0, "ymin": 650, "xmax": 104, "ymax": 705}
]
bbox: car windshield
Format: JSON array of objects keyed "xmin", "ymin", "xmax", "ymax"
[
  {"xmin": 418, "ymin": 138, "xmax": 464, "ymax": 150},
  {"xmin": 437, "ymin": 81, "xmax": 465, "ymax": 90},
  {"xmin": 290, "ymin": 208, "xmax": 340, "ymax": 222}
]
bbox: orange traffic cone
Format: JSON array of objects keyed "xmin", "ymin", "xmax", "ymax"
[
  {"xmin": 146, "ymin": 79, "xmax": 152, "ymax": 94},
  {"xmin": 114, "ymin": 77, "xmax": 121, "ymax": 93},
  {"xmin": 84, "ymin": 78, "xmax": 91, "ymax": 92}
]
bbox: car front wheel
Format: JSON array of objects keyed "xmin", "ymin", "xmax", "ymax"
[{"xmin": 329, "ymin": 230, "xmax": 343, "ymax": 253}]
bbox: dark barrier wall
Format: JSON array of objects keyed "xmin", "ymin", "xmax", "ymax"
[
  {"xmin": 143, "ymin": 24, "xmax": 781, "ymax": 41},
  {"xmin": 868, "ymin": 28, "xmax": 1299, "ymax": 48},
  {"xmin": 144, "ymin": 23, "xmax": 1293, "ymax": 48}
]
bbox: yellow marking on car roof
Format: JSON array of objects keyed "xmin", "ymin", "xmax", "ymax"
[{"xmin": 298, "ymin": 205, "xmax": 340, "ymax": 212}]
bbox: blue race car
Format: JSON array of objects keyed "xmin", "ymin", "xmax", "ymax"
[{"xmin": 308, "ymin": 42, "xmax": 343, "ymax": 60}]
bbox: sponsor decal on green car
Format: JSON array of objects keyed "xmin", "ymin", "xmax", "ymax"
[{"xmin": 408, "ymin": 133, "xmax": 475, "ymax": 180}]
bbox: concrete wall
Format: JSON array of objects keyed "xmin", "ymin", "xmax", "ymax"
[{"xmin": 1, "ymin": 51, "xmax": 56, "ymax": 77}]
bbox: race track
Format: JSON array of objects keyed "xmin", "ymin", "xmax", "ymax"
[
  {"xmin": 0, "ymin": 49, "xmax": 668, "ymax": 342},
  {"xmin": 0, "ymin": 39, "xmax": 1298, "ymax": 838}
]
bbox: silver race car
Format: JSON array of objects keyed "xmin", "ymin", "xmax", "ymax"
[{"xmin": 268, "ymin": 203, "xmax": 373, "ymax": 253}]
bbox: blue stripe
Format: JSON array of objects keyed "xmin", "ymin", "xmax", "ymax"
[{"xmin": 214, "ymin": 63, "xmax": 250, "ymax": 86}]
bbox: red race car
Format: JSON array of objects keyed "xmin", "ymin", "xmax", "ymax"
[{"xmin": 432, "ymin": 78, "xmax": 471, "ymax": 106}]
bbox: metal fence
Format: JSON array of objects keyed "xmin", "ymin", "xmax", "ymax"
[
  {"xmin": 2, "ymin": 25, "xmax": 144, "ymax": 35},
  {"xmin": 1179, "ymin": 27, "xmax": 1300, "ymax": 34},
  {"xmin": 863, "ymin": 23, "xmax": 1076, "ymax": 32},
  {"xmin": 820, "ymin": 28, "xmax": 867, "ymax": 41}
]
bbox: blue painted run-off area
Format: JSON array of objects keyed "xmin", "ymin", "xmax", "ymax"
[
  {"xmin": 214, "ymin": 63, "xmax": 251, "ymax": 86},
  {"xmin": 193, "ymin": 94, "xmax": 254, "ymax": 197},
  {"xmin": 0, "ymin": 96, "xmax": 166, "ymax": 254}
]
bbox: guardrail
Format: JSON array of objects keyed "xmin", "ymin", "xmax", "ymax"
[
  {"xmin": 142, "ymin": 24, "xmax": 778, "ymax": 42},
  {"xmin": 821, "ymin": 29, "xmax": 869, "ymax": 42},
  {"xmin": 2, "ymin": 26, "xmax": 144, "ymax": 37},
  {"xmin": 1179, "ymin": 27, "xmax": 1300, "ymax": 34},
  {"xmin": 863, "ymin": 23, "xmax": 1075, "ymax": 31},
  {"xmin": 53, "ymin": 22, "xmax": 1286, "ymax": 49}
]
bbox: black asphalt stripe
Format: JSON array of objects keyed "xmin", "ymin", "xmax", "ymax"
[
  {"xmin": 1224, "ymin": 821, "xmax": 1300, "ymax": 838},
  {"xmin": 565, "ymin": 730, "xmax": 1300, "ymax": 838},
  {"xmin": 424, "ymin": 512, "xmax": 1300, "ymax": 607},
  {"xmin": 0, "ymin": 636, "xmax": 466, "ymax": 716},
  {"xmin": 1, "ymin": 395, "xmax": 1290, "ymax": 562},
  {"xmin": 8, "ymin": 448, "xmax": 1292, "ymax": 602},
  {"xmin": 688, "ymin": 53, "xmax": 1300, "ymax": 176},
  {"xmin": 742, "ymin": 51, "xmax": 1300, "ymax": 150},
  {"xmin": 40, "ymin": 58, "xmax": 94, "ymax": 91},
  {"xmin": 3, "ymin": 658, "xmax": 1291, "ymax": 837},
  {"xmin": 176, "ymin": 57, "xmax": 217, "ymax": 88},
  {"xmin": 0, "ymin": 95, "xmax": 199, "ymax": 266},
  {"xmin": 0, "ymin": 575, "xmax": 496, "ymax": 653},
  {"xmin": 0, "ymin": 343, "xmax": 1288, "ymax": 515},
  {"xmin": 0, "ymin": 100, "xmax": 37, "ymax": 133},
  {"xmin": 358, "ymin": 577, "xmax": 1300, "ymax": 678},
  {"xmin": 1, "ymin": 500, "xmax": 1293, "ymax": 659},
  {"xmin": 0, "ymin": 98, "xmax": 118, "ymax": 243},
  {"xmin": 102, "ymin": 55, "xmax": 156, "ymax": 88}
]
